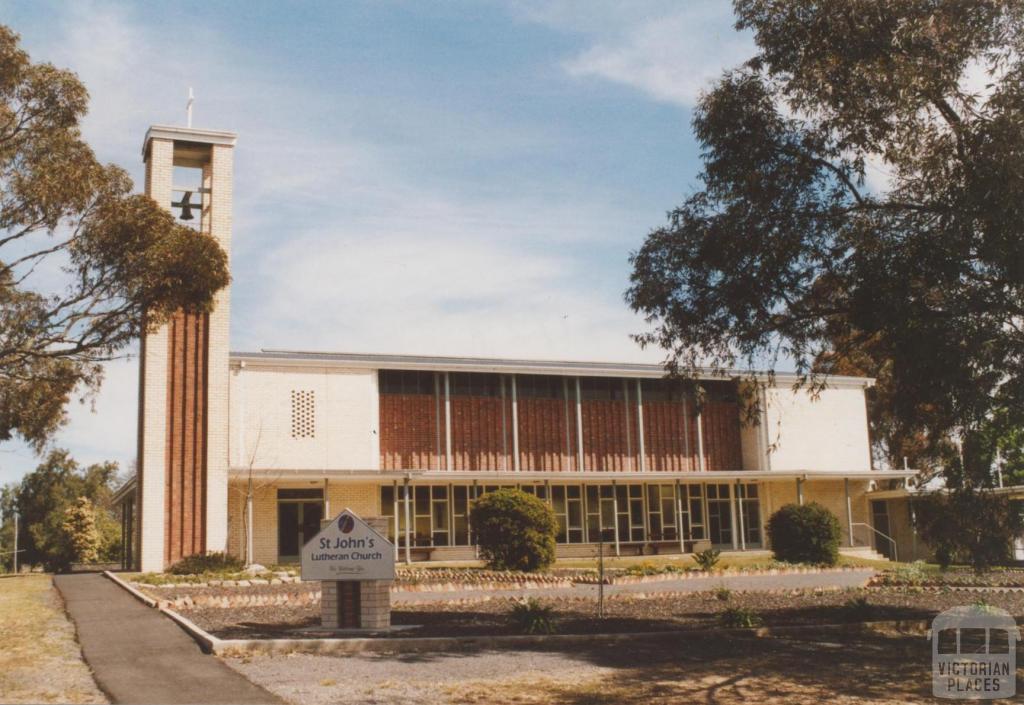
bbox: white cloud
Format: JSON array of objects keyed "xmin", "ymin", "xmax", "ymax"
[
  {"xmin": 516, "ymin": 1, "xmax": 753, "ymax": 107},
  {"xmin": 2, "ymin": 1, "xmax": 669, "ymax": 483}
]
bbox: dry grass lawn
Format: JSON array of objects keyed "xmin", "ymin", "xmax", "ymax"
[{"xmin": 0, "ymin": 574, "xmax": 106, "ymax": 704}]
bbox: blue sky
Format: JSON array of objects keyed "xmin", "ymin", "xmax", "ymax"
[{"xmin": 0, "ymin": 0, "xmax": 755, "ymax": 485}]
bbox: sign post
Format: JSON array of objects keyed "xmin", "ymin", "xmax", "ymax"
[{"xmin": 301, "ymin": 509, "xmax": 395, "ymax": 630}]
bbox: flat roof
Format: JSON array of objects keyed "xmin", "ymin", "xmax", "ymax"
[
  {"xmin": 142, "ymin": 124, "xmax": 237, "ymax": 158},
  {"xmin": 230, "ymin": 349, "xmax": 875, "ymax": 388}
]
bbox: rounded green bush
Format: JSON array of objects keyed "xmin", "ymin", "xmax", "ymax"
[
  {"xmin": 469, "ymin": 488, "xmax": 557, "ymax": 572},
  {"xmin": 766, "ymin": 502, "xmax": 841, "ymax": 566}
]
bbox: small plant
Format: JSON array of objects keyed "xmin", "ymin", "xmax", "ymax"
[
  {"xmin": 509, "ymin": 597, "xmax": 556, "ymax": 635},
  {"xmin": 890, "ymin": 560, "xmax": 928, "ymax": 586},
  {"xmin": 972, "ymin": 598, "xmax": 998, "ymax": 614},
  {"xmin": 766, "ymin": 503, "xmax": 841, "ymax": 566},
  {"xmin": 712, "ymin": 585, "xmax": 732, "ymax": 601},
  {"xmin": 720, "ymin": 606, "xmax": 763, "ymax": 628},
  {"xmin": 168, "ymin": 551, "xmax": 245, "ymax": 576},
  {"xmin": 692, "ymin": 548, "xmax": 721, "ymax": 571},
  {"xmin": 842, "ymin": 596, "xmax": 875, "ymax": 621}
]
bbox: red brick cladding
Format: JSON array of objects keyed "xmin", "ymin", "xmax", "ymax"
[
  {"xmin": 579, "ymin": 378, "xmax": 640, "ymax": 471},
  {"xmin": 379, "ymin": 393, "xmax": 440, "ymax": 470},
  {"xmin": 702, "ymin": 398, "xmax": 742, "ymax": 470},
  {"xmin": 164, "ymin": 310, "xmax": 207, "ymax": 565},
  {"xmin": 518, "ymin": 397, "xmax": 577, "ymax": 471},
  {"xmin": 377, "ymin": 371, "xmax": 742, "ymax": 473},
  {"xmin": 450, "ymin": 394, "xmax": 509, "ymax": 470},
  {"xmin": 641, "ymin": 399, "xmax": 695, "ymax": 471}
]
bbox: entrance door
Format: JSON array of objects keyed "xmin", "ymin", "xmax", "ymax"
[
  {"xmin": 870, "ymin": 500, "xmax": 893, "ymax": 560},
  {"xmin": 277, "ymin": 489, "xmax": 324, "ymax": 563}
]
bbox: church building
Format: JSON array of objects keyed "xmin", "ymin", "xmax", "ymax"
[{"xmin": 114, "ymin": 123, "xmax": 915, "ymax": 573}]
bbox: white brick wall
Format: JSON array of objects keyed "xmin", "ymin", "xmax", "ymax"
[
  {"xmin": 138, "ymin": 137, "xmax": 174, "ymax": 573},
  {"xmin": 763, "ymin": 386, "xmax": 872, "ymax": 472},
  {"xmin": 229, "ymin": 365, "xmax": 379, "ymax": 471},
  {"xmin": 205, "ymin": 143, "xmax": 234, "ymax": 554}
]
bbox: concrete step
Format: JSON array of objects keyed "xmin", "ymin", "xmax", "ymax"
[{"xmin": 839, "ymin": 545, "xmax": 889, "ymax": 562}]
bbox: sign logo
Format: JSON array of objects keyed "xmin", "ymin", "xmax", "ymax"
[
  {"xmin": 338, "ymin": 514, "xmax": 355, "ymax": 533},
  {"xmin": 931, "ymin": 605, "xmax": 1020, "ymax": 699}
]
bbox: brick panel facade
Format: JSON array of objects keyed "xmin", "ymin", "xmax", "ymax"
[
  {"xmin": 580, "ymin": 399, "xmax": 639, "ymax": 471},
  {"xmin": 703, "ymin": 399, "xmax": 743, "ymax": 471},
  {"xmin": 450, "ymin": 396, "xmax": 509, "ymax": 471},
  {"xmin": 518, "ymin": 398, "xmax": 577, "ymax": 471},
  {"xmin": 641, "ymin": 400, "xmax": 695, "ymax": 471},
  {"xmin": 380, "ymin": 394, "xmax": 440, "ymax": 470},
  {"xmin": 163, "ymin": 310, "xmax": 209, "ymax": 565}
]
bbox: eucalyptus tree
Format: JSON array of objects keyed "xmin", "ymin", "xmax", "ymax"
[{"xmin": 0, "ymin": 25, "xmax": 229, "ymax": 449}]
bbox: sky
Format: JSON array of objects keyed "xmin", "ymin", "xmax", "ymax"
[{"xmin": 0, "ymin": 0, "xmax": 756, "ymax": 486}]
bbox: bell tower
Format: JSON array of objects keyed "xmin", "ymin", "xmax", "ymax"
[{"xmin": 137, "ymin": 124, "xmax": 236, "ymax": 572}]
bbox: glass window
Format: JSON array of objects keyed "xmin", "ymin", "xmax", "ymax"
[
  {"xmin": 516, "ymin": 375, "xmax": 564, "ymax": 399},
  {"xmin": 646, "ymin": 485, "xmax": 678, "ymax": 541},
  {"xmin": 379, "ymin": 369, "xmax": 435, "ymax": 395},
  {"xmin": 640, "ymin": 379, "xmax": 689, "ymax": 402},
  {"xmin": 738, "ymin": 483, "xmax": 761, "ymax": 546},
  {"xmin": 579, "ymin": 377, "xmax": 627, "ymax": 401},
  {"xmin": 706, "ymin": 483, "xmax": 733, "ymax": 546},
  {"xmin": 449, "ymin": 372, "xmax": 501, "ymax": 397}
]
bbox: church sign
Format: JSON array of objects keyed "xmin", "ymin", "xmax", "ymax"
[{"xmin": 301, "ymin": 509, "xmax": 395, "ymax": 581}]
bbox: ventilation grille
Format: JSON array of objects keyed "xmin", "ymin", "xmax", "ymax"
[{"xmin": 290, "ymin": 390, "xmax": 315, "ymax": 439}]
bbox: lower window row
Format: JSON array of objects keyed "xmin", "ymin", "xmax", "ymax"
[{"xmin": 379, "ymin": 483, "xmax": 761, "ymax": 548}]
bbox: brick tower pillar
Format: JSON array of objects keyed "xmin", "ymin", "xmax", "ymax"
[{"xmin": 136, "ymin": 126, "xmax": 236, "ymax": 572}]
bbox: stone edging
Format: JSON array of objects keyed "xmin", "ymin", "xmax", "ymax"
[
  {"xmin": 576, "ymin": 565, "xmax": 872, "ymax": 585},
  {"xmin": 134, "ymin": 564, "xmax": 874, "ymax": 593},
  {"xmin": 102, "ymin": 571, "xmax": 929, "ymax": 658},
  {"xmin": 169, "ymin": 611, "xmax": 932, "ymax": 657},
  {"xmin": 104, "ymin": 571, "xmax": 157, "ymax": 608}
]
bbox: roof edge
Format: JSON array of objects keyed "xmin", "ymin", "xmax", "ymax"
[{"xmin": 229, "ymin": 349, "xmax": 876, "ymax": 388}]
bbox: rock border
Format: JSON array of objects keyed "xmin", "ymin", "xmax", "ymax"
[
  {"xmin": 164, "ymin": 604, "xmax": 931, "ymax": 657},
  {"xmin": 104, "ymin": 570, "xmax": 929, "ymax": 658},
  {"xmin": 133, "ymin": 564, "xmax": 874, "ymax": 591}
]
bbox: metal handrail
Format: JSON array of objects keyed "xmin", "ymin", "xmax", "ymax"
[{"xmin": 852, "ymin": 522, "xmax": 898, "ymax": 562}]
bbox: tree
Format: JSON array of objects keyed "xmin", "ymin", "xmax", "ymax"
[
  {"xmin": 469, "ymin": 488, "xmax": 557, "ymax": 572},
  {"xmin": 0, "ymin": 25, "xmax": 229, "ymax": 450},
  {"xmin": 5, "ymin": 449, "xmax": 121, "ymax": 570},
  {"xmin": 914, "ymin": 490, "xmax": 1022, "ymax": 572},
  {"xmin": 766, "ymin": 503, "xmax": 841, "ymax": 566},
  {"xmin": 61, "ymin": 496, "xmax": 99, "ymax": 565},
  {"xmin": 626, "ymin": 2, "xmax": 1024, "ymax": 559}
]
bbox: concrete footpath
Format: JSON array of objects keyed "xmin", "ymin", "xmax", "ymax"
[
  {"xmin": 54, "ymin": 573, "xmax": 281, "ymax": 705},
  {"xmin": 393, "ymin": 568, "xmax": 877, "ymax": 604}
]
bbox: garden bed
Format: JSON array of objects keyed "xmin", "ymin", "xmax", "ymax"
[
  {"xmin": 178, "ymin": 586, "xmax": 1024, "ymax": 640},
  {"xmin": 871, "ymin": 565, "xmax": 1024, "ymax": 589}
]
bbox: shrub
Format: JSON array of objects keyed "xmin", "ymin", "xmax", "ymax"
[
  {"xmin": 509, "ymin": 598, "xmax": 556, "ymax": 634},
  {"xmin": 61, "ymin": 496, "xmax": 100, "ymax": 566},
  {"xmin": 712, "ymin": 585, "xmax": 732, "ymax": 601},
  {"xmin": 692, "ymin": 548, "xmax": 721, "ymax": 571},
  {"xmin": 168, "ymin": 551, "xmax": 244, "ymax": 575},
  {"xmin": 914, "ymin": 491, "xmax": 1022, "ymax": 573},
  {"xmin": 766, "ymin": 503, "xmax": 841, "ymax": 566},
  {"xmin": 470, "ymin": 488, "xmax": 557, "ymax": 572},
  {"xmin": 721, "ymin": 606, "xmax": 762, "ymax": 628}
]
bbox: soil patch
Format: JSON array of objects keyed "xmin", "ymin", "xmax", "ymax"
[{"xmin": 181, "ymin": 586, "xmax": 1024, "ymax": 640}]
